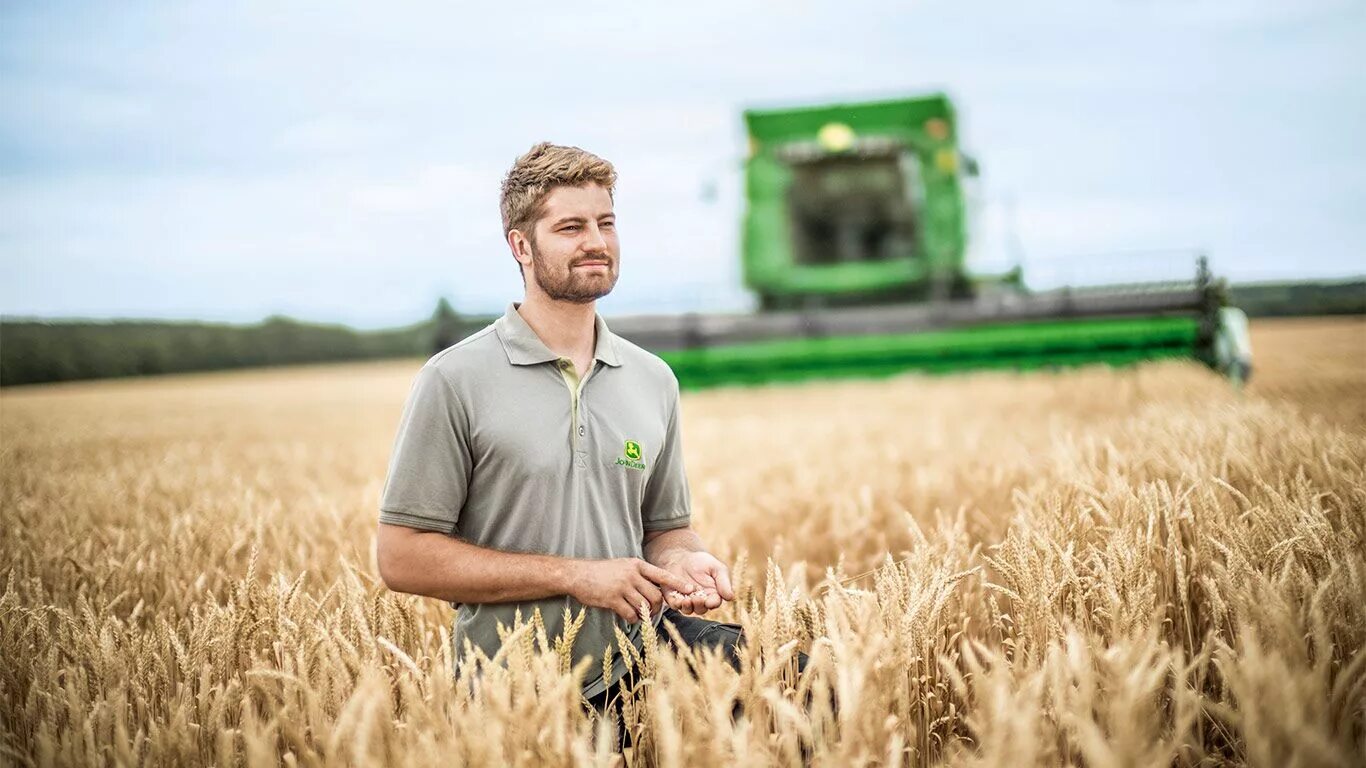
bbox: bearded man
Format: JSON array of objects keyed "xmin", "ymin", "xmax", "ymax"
[{"xmin": 376, "ymin": 142, "xmax": 803, "ymax": 742}]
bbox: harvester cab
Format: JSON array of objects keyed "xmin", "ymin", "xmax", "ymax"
[
  {"xmin": 742, "ymin": 93, "xmax": 980, "ymax": 309},
  {"xmin": 608, "ymin": 93, "xmax": 1252, "ymax": 390}
]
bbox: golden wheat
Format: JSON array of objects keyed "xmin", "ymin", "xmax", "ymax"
[{"xmin": 1, "ymin": 316, "xmax": 1363, "ymax": 766}]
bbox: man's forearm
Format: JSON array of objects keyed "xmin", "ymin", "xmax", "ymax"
[
  {"xmin": 643, "ymin": 526, "xmax": 706, "ymax": 570},
  {"xmin": 378, "ymin": 524, "xmax": 582, "ymax": 604}
]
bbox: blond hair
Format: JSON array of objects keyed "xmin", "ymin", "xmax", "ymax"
[{"xmin": 499, "ymin": 142, "xmax": 618, "ymax": 245}]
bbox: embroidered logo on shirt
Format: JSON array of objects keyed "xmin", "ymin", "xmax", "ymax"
[{"xmin": 616, "ymin": 439, "xmax": 646, "ymax": 470}]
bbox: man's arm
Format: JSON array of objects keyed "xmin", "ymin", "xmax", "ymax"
[
  {"xmin": 637, "ymin": 378, "xmax": 734, "ymax": 615},
  {"xmin": 643, "ymin": 525, "xmax": 734, "ymax": 615},
  {"xmin": 378, "ymin": 523, "xmax": 696, "ymax": 622},
  {"xmin": 643, "ymin": 526, "xmax": 704, "ymax": 571}
]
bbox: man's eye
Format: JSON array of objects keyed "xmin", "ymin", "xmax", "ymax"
[
  {"xmin": 562, "ymin": 225, "xmax": 580, "ymax": 233},
  {"xmin": 601, "ymin": 221, "xmax": 615, "ymax": 229}
]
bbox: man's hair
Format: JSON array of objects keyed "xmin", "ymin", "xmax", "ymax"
[{"xmin": 500, "ymin": 142, "xmax": 618, "ymax": 280}]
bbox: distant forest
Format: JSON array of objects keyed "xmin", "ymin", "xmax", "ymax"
[
  {"xmin": 2, "ymin": 280, "xmax": 1361, "ymax": 388},
  {"xmin": 1226, "ymin": 278, "xmax": 1365, "ymax": 317},
  {"xmin": 0, "ymin": 298, "xmax": 489, "ymax": 388}
]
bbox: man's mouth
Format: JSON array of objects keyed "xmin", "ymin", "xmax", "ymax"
[{"xmin": 575, "ymin": 261, "xmax": 611, "ymax": 269}]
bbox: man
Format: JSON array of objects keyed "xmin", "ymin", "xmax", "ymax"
[{"xmin": 375, "ymin": 142, "xmax": 762, "ymax": 720}]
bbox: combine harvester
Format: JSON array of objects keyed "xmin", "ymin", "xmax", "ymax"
[{"xmin": 608, "ymin": 93, "xmax": 1253, "ymax": 389}]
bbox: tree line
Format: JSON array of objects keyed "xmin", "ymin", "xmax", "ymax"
[{"xmin": 0, "ymin": 298, "xmax": 483, "ymax": 387}]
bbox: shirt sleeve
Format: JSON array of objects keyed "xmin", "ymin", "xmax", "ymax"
[
  {"xmin": 640, "ymin": 377, "xmax": 692, "ymax": 531},
  {"xmin": 378, "ymin": 363, "xmax": 472, "ymax": 534}
]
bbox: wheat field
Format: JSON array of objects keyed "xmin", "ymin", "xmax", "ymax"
[{"xmin": 2, "ymin": 316, "xmax": 1363, "ymax": 767}]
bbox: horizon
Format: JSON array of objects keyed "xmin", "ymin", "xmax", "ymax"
[{"xmin": 3, "ymin": 272, "xmax": 1362, "ymax": 332}]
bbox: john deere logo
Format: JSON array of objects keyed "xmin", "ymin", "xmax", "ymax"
[{"xmin": 616, "ymin": 439, "xmax": 646, "ymax": 470}]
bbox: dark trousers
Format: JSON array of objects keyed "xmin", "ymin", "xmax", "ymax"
[{"xmin": 582, "ymin": 607, "xmax": 814, "ymax": 752}]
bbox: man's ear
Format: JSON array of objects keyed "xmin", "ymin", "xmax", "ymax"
[{"xmin": 508, "ymin": 230, "xmax": 532, "ymax": 267}]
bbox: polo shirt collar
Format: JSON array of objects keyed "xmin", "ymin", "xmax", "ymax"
[{"xmin": 495, "ymin": 301, "xmax": 623, "ymax": 368}]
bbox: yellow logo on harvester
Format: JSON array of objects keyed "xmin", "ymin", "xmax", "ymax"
[{"xmin": 617, "ymin": 439, "xmax": 645, "ymax": 470}]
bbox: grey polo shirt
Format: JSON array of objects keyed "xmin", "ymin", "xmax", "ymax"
[{"xmin": 378, "ymin": 300, "xmax": 693, "ymax": 699}]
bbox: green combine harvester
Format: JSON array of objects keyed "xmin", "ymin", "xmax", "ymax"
[{"xmin": 609, "ymin": 93, "xmax": 1252, "ymax": 389}]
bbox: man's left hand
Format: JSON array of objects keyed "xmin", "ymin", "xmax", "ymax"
[{"xmin": 661, "ymin": 551, "xmax": 735, "ymax": 616}]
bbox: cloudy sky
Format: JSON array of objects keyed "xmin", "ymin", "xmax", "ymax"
[{"xmin": 2, "ymin": 0, "xmax": 1363, "ymax": 328}]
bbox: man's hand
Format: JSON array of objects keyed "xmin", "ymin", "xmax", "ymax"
[
  {"xmin": 659, "ymin": 551, "xmax": 735, "ymax": 616},
  {"xmin": 570, "ymin": 557, "xmax": 697, "ymax": 623}
]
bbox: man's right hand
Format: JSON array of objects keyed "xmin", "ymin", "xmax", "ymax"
[{"xmin": 570, "ymin": 558, "xmax": 697, "ymax": 623}]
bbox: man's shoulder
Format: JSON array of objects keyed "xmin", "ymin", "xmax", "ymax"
[
  {"xmin": 610, "ymin": 333, "xmax": 679, "ymax": 391},
  {"xmin": 422, "ymin": 323, "xmax": 504, "ymax": 380}
]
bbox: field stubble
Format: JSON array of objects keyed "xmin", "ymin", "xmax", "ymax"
[{"xmin": 1, "ymin": 316, "xmax": 1363, "ymax": 766}]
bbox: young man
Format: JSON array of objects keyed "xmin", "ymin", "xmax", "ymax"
[{"xmin": 374, "ymin": 142, "xmax": 757, "ymax": 712}]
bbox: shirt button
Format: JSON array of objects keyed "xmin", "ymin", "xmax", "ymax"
[{"xmin": 578, "ymin": 425, "xmax": 585, "ymax": 436}]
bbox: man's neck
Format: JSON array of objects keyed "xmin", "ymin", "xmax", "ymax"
[{"xmin": 515, "ymin": 294, "xmax": 597, "ymax": 360}]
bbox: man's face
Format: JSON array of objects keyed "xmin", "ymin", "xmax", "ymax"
[{"xmin": 521, "ymin": 183, "xmax": 619, "ymax": 304}]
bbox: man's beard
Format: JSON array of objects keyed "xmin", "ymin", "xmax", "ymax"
[{"xmin": 529, "ymin": 247, "xmax": 618, "ymax": 304}]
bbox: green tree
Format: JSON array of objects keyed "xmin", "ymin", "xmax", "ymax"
[{"xmin": 430, "ymin": 297, "xmax": 463, "ymax": 354}]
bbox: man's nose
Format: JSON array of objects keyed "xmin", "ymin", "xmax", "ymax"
[{"xmin": 583, "ymin": 223, "xmax": 608, "ymax": 253}]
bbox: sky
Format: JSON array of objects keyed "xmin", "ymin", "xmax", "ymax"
[{"xmin": 2, "ymin": 0, "xmax": 1363, "ymax": 328}]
